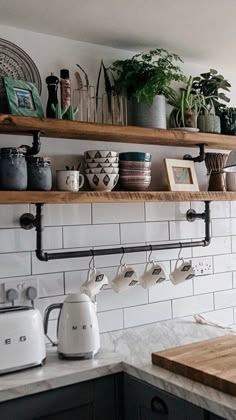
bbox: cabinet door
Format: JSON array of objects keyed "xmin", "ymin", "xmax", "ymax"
[
  {"xmin": 123, "ymin": 374, "xmax": 206, "ymax": 420},
  {"xmin": 0, "ymin": 374, "xmax": 120, "ymax": 420}
]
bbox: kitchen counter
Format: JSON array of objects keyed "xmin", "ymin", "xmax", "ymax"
[{"xmin": 1, "ymin": 318, "xmax": 235, "ymax": 419}]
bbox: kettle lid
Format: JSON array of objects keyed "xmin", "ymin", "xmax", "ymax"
[{"xmin": 64, "ymin": 293, "xmax": 91, "ymax": 303}]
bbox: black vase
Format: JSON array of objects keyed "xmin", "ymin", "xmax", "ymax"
[{"xmin": 220, "ymin": 109, "xmax": 236, "ymax": 135}]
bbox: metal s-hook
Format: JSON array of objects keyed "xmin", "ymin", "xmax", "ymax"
[
  {"xmin": 120, "ymin": 247, "xmax": 125, "ymax": 266},
  {"xmin": 177, "ymin": 243, "xmax": 183, "ymax": 260},
  {"xmin": 89, "ymin": 250, "xmax": 95, "ymax": 270},
  {"xmin": 148, "ymin": 244, "xmax": 153, "ymax": 263}
]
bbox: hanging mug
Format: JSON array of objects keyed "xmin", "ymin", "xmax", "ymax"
[
  {"xmin": 80, "ymin": 267, "xmax": 108, "ymax": 298},
  {"xmin": 170, "ymin": 258, "xmax": 195, "ymax": 285},
  {"xmin": 140, "ymin": 261, "xmax": 166, "ymax": 289},
  {"xmin": 111, "ymin": 264, "xmax": 139, "ymax": 293}
]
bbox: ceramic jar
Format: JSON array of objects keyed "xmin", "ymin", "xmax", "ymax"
[
  {"xmin": 198, "ymin": 114, "xmax": 221, "ymax": 134},
  {"xmin": 27, "ymin": 157, "xmax": 52, "ymax": 191},
  {"xmin": 0, "ymin": 147, "xmax": 27, "ymax": 190}
]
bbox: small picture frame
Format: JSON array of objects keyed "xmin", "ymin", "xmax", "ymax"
[
  {"xmin": 164, "ymin": 158, "xmax": 199, "ymax": 192},
  {"xmin": 3, "ymin": 77, "xmax": 44, "ymax": 117}
]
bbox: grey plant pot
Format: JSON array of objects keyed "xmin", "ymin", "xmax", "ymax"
[
  {"xmin": 198, "ymin": 114, "xmax": 221, "ymax": 134},
  {"xmin": 128, "ymin": 95, "xmax": 167, "ymax": 129}
]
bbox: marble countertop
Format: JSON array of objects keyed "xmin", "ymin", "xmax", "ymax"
[{"xmin": 1, "ymin": 318, "xmax": 235, "ymax": 419}]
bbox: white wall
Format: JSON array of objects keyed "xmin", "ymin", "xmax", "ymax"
[{"xmin": 0, "ymin": 25, "xmax": 236, "ymax": 338}]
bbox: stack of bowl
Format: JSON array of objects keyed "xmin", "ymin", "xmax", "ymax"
[
  {"xmin": 119, "ymin": 152, "xmax": 151, "ymax": 191},
  {"xmin": 84, "ymin": 150, "xmax": 119, "ymax": 191}
]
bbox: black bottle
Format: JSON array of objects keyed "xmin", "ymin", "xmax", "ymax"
[{"xmin": 45, "ymin": 73, "xmax": 59, "ymax": 118}]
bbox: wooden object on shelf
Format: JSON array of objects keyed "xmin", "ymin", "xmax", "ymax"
[
  {"xmin": 0, "ymin": 113, "xmax": 236, "ymax": 150},
  {"xmin": 152, "ymin": 335, "xmax": 236, "ymax": 397},
  {"xmin": 0, "ymin": 190, "xmax": 236, "ymax": 204}
]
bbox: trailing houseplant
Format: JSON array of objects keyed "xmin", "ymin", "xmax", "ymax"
[
  {"xmin": 168, "ymin": 76, "xmax": 208, "ymax": 129},
  {"xmin": 110, "ymin": 48, "xmax": 186, "ymax": 129},
  {"xmin": 191, "ymin": 69, "xmax": 231, "ymax": 133}
]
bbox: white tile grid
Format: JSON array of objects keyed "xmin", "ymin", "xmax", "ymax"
[{"xmin": 1, "ymin": 202, "xmax": 236, "ymax": 335}]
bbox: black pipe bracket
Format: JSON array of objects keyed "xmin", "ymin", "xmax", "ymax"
[
  {"xmin": 183, "ymin": 143, "xmax": 206, "ymax": 163},
  {"xmin": 21, "ymin": 130, "xmax": 43, "ymax": 156},
  {"xmin": 20, "ymin": 201, "xmax": 211, "ymax": 262}
]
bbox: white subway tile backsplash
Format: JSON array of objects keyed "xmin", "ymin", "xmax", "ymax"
[
  {"xmin": 37, "ymin": 273, "xmax": 64, "ymax": 297},
  {"xmin": 0, "ymin": 252, "xmax": 31, "ymax": 278},
  {"xmin": 149, "ymin": 280, "xmax": 193, "ymax": 303},
  {"xmin": 192, "ymin": 237, "xmax": 231, "ymax": 258},
  {"xmin": 194, "ymin": 272, "xmax": 232, "ymax": 295},
  {"xmin": 63, "ymin": 224, "xmax": 120, "ymax": 248},
  {"xmin": 230, "ymin": 202, "xmax": 236, "ymax": 218},
  {"xmin": 192, "ymin": 201, "xmax": 230, "ymax": 219},
  {"xmin": 0, "ymin": 198, "xmax": 236, "ymax": 334},
  {"xmin": 0, "ymin": 227, "xmax": 62, "ymax": 253},
  {"xmin": 92, "ymin": 203, "xmax": 145, "ymax": 224},
  {"xmin": 97, "ymin": 286, "xmax": 148, "ymax": 312},
  {"xmin": 172, "ymin": 294, "xmax": 214, "ymax": 318},
  {"xmin": 214, "ymin": 289, "xmax": 236, "ymax": 310},
  {"xmin": 98, "ymin": 309, "xmax": 124, "ymax": 333},
  {"xmin": 0, "ymin": 205, "xmax": 29, "ymax": 227},
  {"xmin": 170, "ymin": 220, "xmax": 204, "ymax": 240},
  {"xmin": 124, "ymin": 301, "xmax": 172, "ymax": 328},
  {"xmin": 213, "ymin": 254, "xmax": 236, "ymax": 273},
  {"xmin": 120, "ymin": 222, "xmax": 169, "ymax": 244},
  {"xmin": 145, "ymin": 202, "xmax": 189, "ymax": 221},
  {"xmin": 212, "ymin": 218, "xmax": 236, "ymax": 237},
  {"xmin": 37, "ymin": 204, "xmax": 91, "ymax": 226}
]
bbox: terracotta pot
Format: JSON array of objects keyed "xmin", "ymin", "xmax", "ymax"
[
  {"xmin": 184, "ymin": 111, "xmax": 195, "ymax": 128},
  {"xmin": 169, "ymin": 109, "xmax": 196, "ymax": 128}
]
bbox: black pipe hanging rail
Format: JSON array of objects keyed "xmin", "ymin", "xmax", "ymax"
[{"xmin": 20, "ymin": 201, "xmax": 211, "ymax": 262}]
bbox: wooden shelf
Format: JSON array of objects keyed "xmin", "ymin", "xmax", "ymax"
[
  {"xmin": 0, "ymin": 191, "xmax": 236, "ymax": 204},
  {"xmin": 0, "ymin": 114, "xmax": 236, "ymax": 150}
]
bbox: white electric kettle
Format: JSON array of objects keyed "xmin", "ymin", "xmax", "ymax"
[{"xmin": 44, "ymin": 293, "xmax": 100, "ymax": 360}]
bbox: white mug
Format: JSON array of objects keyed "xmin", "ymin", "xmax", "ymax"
[
  {"xmin": 111, "ymin": 264, "xmax": 139, "ymax": 293},
  {"xmin": 140, "ymin": 261, "xmax": 166, "ymax": 289},
  {"xmin": 80, "ymin": 268, "xmax": 108, "ymax": 298},
  {"xmin": 170, "ymin": 258, "xmax": 195, "ymax": 285},
  {"xmin": 56, "ymin": 170, "xmax": 84, "ymax": 192}
]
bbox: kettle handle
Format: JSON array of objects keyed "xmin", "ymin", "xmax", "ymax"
[{"xmin": 44, "ymin": 303, "xmax": 63, "ymax": 346}]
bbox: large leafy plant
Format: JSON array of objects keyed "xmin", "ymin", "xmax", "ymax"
[
  {"xmin": 192, "ymin": 69, "xmax": 231, "ymax": 113},
  {"xmin": 168, "ymin": 76, "xmax": 209, "ymax": 127},
  {"xmin": 110, "ymin": 49, "xmax": 186, "ymax": 105}
]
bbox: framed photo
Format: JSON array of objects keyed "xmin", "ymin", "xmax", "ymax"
[
  {"xmin": 3, "ymin": 77, "xmax": 44, "ymax": 117},
  {"xmin": 164, "ymin": 158, "xmax": 199, "ymax": 192}
]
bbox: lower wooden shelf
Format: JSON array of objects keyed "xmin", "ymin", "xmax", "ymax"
[{"xmin": 0, "ymin": 190, "xmax": 235, "ymax": 204}]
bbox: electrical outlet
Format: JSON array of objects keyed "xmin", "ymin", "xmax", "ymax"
[
  {"xmin": 0, "ymin": 277, "xmax": 38, "ymax": 305},
  {"xmin": 192, "ymin": 256, "xmax": 213, "ymax": 276}
]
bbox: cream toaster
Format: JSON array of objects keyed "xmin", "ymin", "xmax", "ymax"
[{"xmin": 0, "ymin": 306, "xmax": 46, "ymax": 374}]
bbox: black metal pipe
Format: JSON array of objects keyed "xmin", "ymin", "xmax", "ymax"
[{"xmin": 33, "ymin": 201, "xmax": 211, "ymax": 262}]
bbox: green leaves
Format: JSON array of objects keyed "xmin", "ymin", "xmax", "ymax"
[{"xmin": 110, "ymin": 48, "xmax": 185, "ymax": 105}]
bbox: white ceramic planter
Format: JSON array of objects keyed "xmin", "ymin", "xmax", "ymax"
[{"xmin": 128, "ymin": 95, "xmax": 167, "ymax": 129}]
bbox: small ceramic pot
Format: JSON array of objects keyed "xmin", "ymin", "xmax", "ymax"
[
  {"xmin": 128, "ymin": 95, "xmax": 166, "ymax": 129},
  {"xmin": 198, "ymin": 114, "xmax": 221, "ymax": 134}
]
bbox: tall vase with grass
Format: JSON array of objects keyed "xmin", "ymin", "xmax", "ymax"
[
  {"xmin": 192, "ymin": 69, "xmax": 231, "ymax": 133},
  {"xmin": 110, "ymin": 48, "xmax": 186, "ymax": 129},
  {"xmin": 168, "ymin": 76, "xmax": 208, "ymax": 130}
]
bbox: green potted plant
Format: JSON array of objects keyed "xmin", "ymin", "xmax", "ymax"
[
  {"xmin": 168, "ymin": 76, "xmax": 208, "ymax": 130},
  {"xmin": 192, "ymin": 69, "xmax": 231, "ymax": 133},
  {"xmin": 110, "ymin": 48, "xmax": 185, "ymax": 129}
]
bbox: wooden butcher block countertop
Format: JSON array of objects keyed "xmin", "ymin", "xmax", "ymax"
[{"xmin": 152, "ymin": 334, "xmax": 236, "ymax": 397}]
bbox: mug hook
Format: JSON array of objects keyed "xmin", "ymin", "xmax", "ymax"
[
  {"xmin": 148, "ymin": 244, "xmax": 153, "ymax": 263},
  {"xmin": 89, "ymin": 250, "xmax": 95, "ymax": 270},
  {"xmin": 177, "ymin": 243, "xmax": 183, "ymax": 260},
  {"xmin": 120, "ymin": 247, "xmax": 125, "ymax": 266}
]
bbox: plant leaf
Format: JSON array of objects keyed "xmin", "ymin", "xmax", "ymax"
[
  {"xmin": 102, "ymin": 61, "xmax": 112, "ymax": 113},
  {"xmin": 96, "ymin": 60, "xmax": 103, "ymax": 109},
  {"xmin": 76, "ymin": 64, "xmax": 89, "ymax": 88}
]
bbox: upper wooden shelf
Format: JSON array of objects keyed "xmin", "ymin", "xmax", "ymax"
[
  {"xmin": 0, "ymin": 114, "xmax": 235, "ymax": 150},
  {"xmin": 0, "ymin": 191, "xmax": 236, "ymax": 204}
]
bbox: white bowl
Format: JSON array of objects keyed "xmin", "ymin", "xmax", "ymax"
[
  {"xmin": 84, "ymin": 150, "xmax": 118, "ymax": 159},
  {"xmin": 85, "ymin": 162, "xmax": 119, "ymax": 168},
  {"xmin": 85, "ymin": 157, "xmax": 119, "ymax": 164},
  {"xmin": 86, "ymin": 173, "xmax": 119, "ymax": 191},
  {"xmin": 85, "ymin": 167, "xmax": 119, "ymax": 174}
]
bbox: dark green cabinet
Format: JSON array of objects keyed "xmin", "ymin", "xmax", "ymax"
[
  {"xmin": 0, "ymin": 374, "xmax": 122, "ymax": 420},
  {"xmin": 123, "ymin": 374, "xmax": 206, "ymax": 420},
  {"xmin": 0, "ymin": 372, "xmax": 227, "ymax": 420}
]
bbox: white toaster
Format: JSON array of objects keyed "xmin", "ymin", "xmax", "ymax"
[{"xmin": 0, "ymin": 306, "xmax": 46, "ymax": 374}]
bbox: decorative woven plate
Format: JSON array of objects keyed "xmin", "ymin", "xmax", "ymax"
[{"xmin": 0, "ymin": 38, "xmax": 42, "ymax": 112}]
